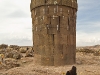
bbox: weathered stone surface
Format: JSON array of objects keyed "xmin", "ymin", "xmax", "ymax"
[{"xmin": 30, "ymin": 0, "xmax": 78, "ymax": 66}]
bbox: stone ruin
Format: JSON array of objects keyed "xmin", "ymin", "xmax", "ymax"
[{"xmin": 30, "ymin": 0, "xmax": 78, "ymax": 66}]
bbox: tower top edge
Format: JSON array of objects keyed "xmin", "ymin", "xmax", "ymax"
[{"xmin": 30, "ymin": 0, "xmax": 78, "ymax": 10}]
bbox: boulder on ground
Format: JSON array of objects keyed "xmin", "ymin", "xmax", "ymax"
[
  {"xmin": 25, "ymin": 49, "xmax": 34, "ymax": 57},
  {"xmin": 19, "ymin": 48, "xmax": 27, "ymax": 53}
]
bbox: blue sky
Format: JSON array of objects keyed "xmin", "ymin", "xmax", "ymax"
[
  {"xmin": 0, "ymin": 0, "xmax": 100, "ymax": 46},
  {"xmin": 77, "ymin": 0, "xmax": 100, "ymax": 46}
]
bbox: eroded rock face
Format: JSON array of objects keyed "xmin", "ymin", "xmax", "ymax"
[{"xmin": 25, "ymin": 49, "xmax": 34, "ymax": 57}]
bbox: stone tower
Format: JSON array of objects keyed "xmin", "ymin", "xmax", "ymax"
[{"xmin": 30, "ymin": 0, "xmax": 78, "ymax": 66}]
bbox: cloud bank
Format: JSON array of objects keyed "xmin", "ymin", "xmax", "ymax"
[{"xmin": 0, "ymin": 0, "xmax": 32, "ymax": 46}]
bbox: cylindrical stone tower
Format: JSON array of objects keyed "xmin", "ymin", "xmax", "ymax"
[{"xmin": 30, "ymin": 0, "xmax": 78, "ymax": 66}]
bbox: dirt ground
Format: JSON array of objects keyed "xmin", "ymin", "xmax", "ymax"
[{"xmin": 0, "ymin": 52, "xmax": 100, "ymax": 75}]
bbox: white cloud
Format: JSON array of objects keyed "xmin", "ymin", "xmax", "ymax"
[
  {"xmin": 0, "ymin": 0, "xmax": 32, "ymax": 46},
  {"xmin": 76, "ymin": 30, "xmax": 100, "ymax": 46},
  {"xmin": 76, "ymin": 18, "xmax": 100, "ymax": 46}
]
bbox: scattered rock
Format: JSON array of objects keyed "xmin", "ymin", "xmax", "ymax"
[
  {"xmin": 13, "ymin": 52, "xmax": 22, "ymax": 60},
  {"xmin": 19, "ymin": 48, "xmax": 27, "ymax": 53},
  {"xmin": 9, "ymin": 45, "xmax": 19, "ymax": 50},
  {"xmin": 4, "ymin": 58, "xmax": 20, "ymax": 69},
  {"xmin": 0, "ymin": 44, "xmax": 8, "ymax": 49},
  {"xmin": 25, "ymin": 49, "xmax": 34, "ymax": 57},
  {"xmin": 0, "ymin": 49, "xmax": 5, "ymax": 54},
  {"xmin": 5, "ymin": 50, "xmax": 22, "ymax": 59},
  {"xmin": 5, "ymin": 52, "xmax": 13, "ymax": 58},
  {"xmin": 93, "ymin": 51, "xmax": 100, "ymax": 56},
  {"xmin": 76, "ymin": 48, "xmax": 94, "ymax": 53}
]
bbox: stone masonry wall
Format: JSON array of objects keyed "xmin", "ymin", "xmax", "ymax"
[{"xmin": 30, "ymin": 0, "xmax": 78, "ymax": 66}]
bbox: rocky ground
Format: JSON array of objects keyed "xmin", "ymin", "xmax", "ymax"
[{"xmin": 0, "ymin": 45, "xmax": 100, "ymax": 75}]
